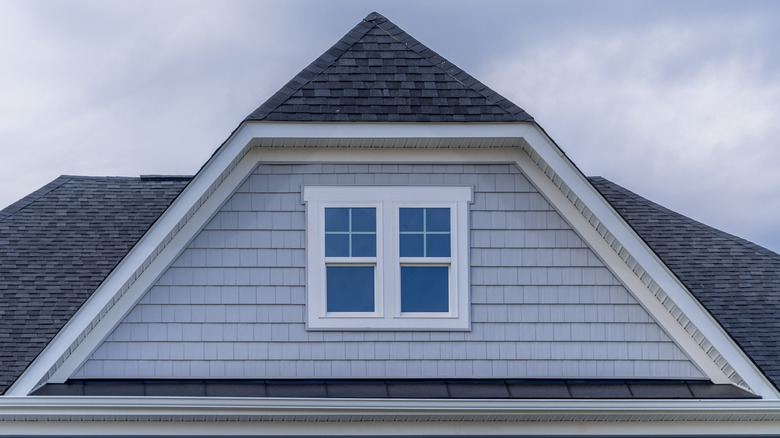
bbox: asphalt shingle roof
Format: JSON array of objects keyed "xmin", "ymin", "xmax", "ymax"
[
  {"xmin": 33, "ymin": 379, "xmax": 757, "ymax": 399},
  {"xmin": 0, "ymin": 175, "xmax": 189, "ymax": 395},
  {"xmin": 246, "ymin": 12, "xmax": 533, "ymax": 123},
  {"xmin": 591, "ymin": 177, "xmax": 780, "ymax": 391}
]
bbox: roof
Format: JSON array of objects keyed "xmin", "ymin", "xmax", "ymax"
[
  {"xmin": 2, "ymin": 11, "xmax": 779, "ymax": 398},
  {"xmin": 246, "ymin": 12, "xmax": 533, "ymax": 123},
  {"xmin": 0, "ymin": 175, "xmax": 190, "ymax": 395},
  {"xmin": 32, "ymin": 379, "xmax": 757, "ymax": 399},
  {"xmin": 591, "ymin": 177, "xmax": 780, "ymax": 392}
]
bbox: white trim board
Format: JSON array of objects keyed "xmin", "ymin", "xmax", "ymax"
[
  {"xmin": 7, "ymin": 122, "xmax": 775, "ymax": 399},
  {"xmin": 303, "ymin": 185, "xmax": 472, "ymax": 330},
  {"xmin": 3, "ymin": 397, "xmax": 780, "ymax": 435}
]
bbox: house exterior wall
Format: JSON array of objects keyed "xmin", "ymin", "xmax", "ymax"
[{"xmin": 73, "ymin": 162, "xmax": 704, "ymax": 379}]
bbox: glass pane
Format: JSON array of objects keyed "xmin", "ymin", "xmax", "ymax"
[
  {"xmin": 351, "ymin": 208, "xmax": 376, "ymax": 232},
  {"xmin": 327, "ymin": 266, "xmax": 375, "ymax": 312},
  {"xmin": 352, "ymin": 233, "xmax": 376, "ymax": 257},
  {"xmin": 401, "ymin": 266, "xmax": 449, "ymax": 312},
  {"xmin": 325, "ymin": 234, "xmax": 349, "ymax": 257},
  {"xmin": 426, "ymin": 208, "xmax": 450, "ymax": 232},
  {"xmin": 400, "ymin": 234, "xmax": 424, "ymax": 257},
  {"xmin": 399, "ymin": 208, "xmax": 423, "ymax": 232},
  {"xmin": 325, "ymin": 208, "xmax": 349, "ymax": 232},
  {"xmin": 426, "ymin": 234, "xmax": 451, "ymax": 257}
]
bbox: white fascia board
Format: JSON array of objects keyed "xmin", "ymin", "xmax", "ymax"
[
  {"xmin": 515, "ymin": 127, "xmax": 779, "ymax": 399},
  {"xmin": 1, "ymin": 422, "xmax": 780, "ymax": 437},
  {"xmin": 247, "ymin": 121, "xmax": 538, "ymax": 141},
  {"xmin": 2, "ymin": 397, "xmax": 780, "ymax": 435}
]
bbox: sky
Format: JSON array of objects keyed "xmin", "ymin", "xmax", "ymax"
[{"xmin": 1, "ymin": 1, "xmax": 779, "ymax": 253}]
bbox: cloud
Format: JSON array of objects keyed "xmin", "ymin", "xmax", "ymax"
[
  {"xmin": 484, "ymin": 16, "xmax": 780, "ymax": 251},
  {"xmin": 1, "ymin": 1, "xmax": 779, "ymax": 253},
  {"xmin": 0, "ymin": 1, "xmax": 308, "ymax": 207}
]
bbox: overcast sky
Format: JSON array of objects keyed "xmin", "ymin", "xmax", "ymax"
[{"xmin": 1, "ymin": 0, "xmax": 779, "ymax": 253}]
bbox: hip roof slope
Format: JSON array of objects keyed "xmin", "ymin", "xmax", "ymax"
[
  {"xmin": 246, "ymin": 12, "xmax": 534, "ymax": 123},
  {"xmin": 590, "ymin": 176, "xmax": 780, "ymax": 391},
  {"xmin": 0, "ymin": 176, "xmax": 189, "ymax": 395}
]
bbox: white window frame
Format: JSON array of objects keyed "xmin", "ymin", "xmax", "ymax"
[{"xmin": 303, "ymin": 186, "xmax": 472, "ymax": 330}]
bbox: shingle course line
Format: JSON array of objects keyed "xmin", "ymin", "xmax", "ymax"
[
  {"xmin": 0, "ymin": 176, "xmax": 191, "ymax": 395},
  {"xmin": 590, "ymin": 176, "xmax": 780, "ymax": 391},
  {"xmin": 245, "ymin": 12, "xmax": 533, "ymax": 123}
]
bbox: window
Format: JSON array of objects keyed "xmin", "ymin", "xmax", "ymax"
[
  {"xmin": 304, "ymin": 186, "xmax": 472, "ymax": 330},
  {"xmin": 325, "ymin": 207, "xmax": 376, "ymax": 313}
]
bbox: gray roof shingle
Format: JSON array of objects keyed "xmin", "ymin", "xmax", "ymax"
[
  {"xmin": 0, "ymin": 175, "xmax": 189, "ymax": 395},
  {"xmin": 32, "ymin": 379, "xmax": 757, "ymax": 399},
  {"xmin": 591, "ymin": 176, "xmax": 780, "ymax": 391},
  {"xmin": 246, "ymin": 12, "xmax": 533, "ymax": 123}
]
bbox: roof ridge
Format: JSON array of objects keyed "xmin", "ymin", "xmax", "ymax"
[
  {"xmin": 245, "ymin": 14, "xmax": 377, "ymax": 121},
  {"xmin": 0, "ymin": 175, "xmax": 73, "ymax": 222},
  {"xmin": 589, "ymin": 176, "xmax": 780, "ymax": 263}
]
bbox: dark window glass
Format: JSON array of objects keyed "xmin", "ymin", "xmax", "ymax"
[
  {"xmin": 400, "ymin": 233, "xmax": 424, "ymax": 257},
  {"xmin": 426, "ymin": 208, "xmax": 450, "ymax": 232},
  {"xmin": 351, "ymin": 208, "xmax": 376, "ymax": 232},
  {"xmin": 327, "ymin": 266, "xmax": 375, "ymax": 312},
  {"xmin": 399, "ymin": 207, "xmax": 450, "ymax": 257},
  {"xmin": 426, "ymin": 234, "xmax": 451, "ymax": 257},
  {"xmin": 352, "ymin": 233, "xmax": 377, "ymax": 257},
  {"xmin": 325, "ymin": 207, "xmax": 376, "ymax": 257},
  {"xmin": 325, "ymin": 208, "xmax": 349, "ymax": 232},
  {"xmin": 325, "ymin": 234, "xmax": 349, "ymax": 257},
  {"xmin": 401, "ymin": 266, "xmax": 449, "ymax": 312},
  {"xmin": 399, "ymin": 208, "xmax": 424, "ymax": 231}
]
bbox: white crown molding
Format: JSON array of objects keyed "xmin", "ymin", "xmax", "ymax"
[{"xmin": 1, "ymin": 397, "xmax": 780, "ymax": 435}]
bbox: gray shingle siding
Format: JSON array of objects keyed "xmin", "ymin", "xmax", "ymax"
[{"xmin": 74, "ymin": 164, "xmax": 702, "ymax": 379}]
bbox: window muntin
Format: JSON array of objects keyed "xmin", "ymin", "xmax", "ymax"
[
  {"xmin": 325, "ymin": 207, "xmax": 376, "ymax": 257},
  {"xmin": 304, "ymin": 186, "xmax": 471, "ymax": 330},
  {"xmin": 399, "ymin": 208, "xmax": 450, "ymax": 257}
]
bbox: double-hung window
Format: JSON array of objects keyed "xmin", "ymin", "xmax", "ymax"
[
  {"xmin": 304, "ymin": 186, "xmax": 472, "ymax": 330},
  {"xmin": 324, "ymin": 207, "xmax": 378, "ymax": 313}
]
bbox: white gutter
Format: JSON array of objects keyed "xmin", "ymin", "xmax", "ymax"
[
  {"xmin": 2, "ymin": 396, "xmax": 780, "ymax": 419},
  {"xmin": 5, "ymin": 397, "xmax": 780, "ymax": 436}
]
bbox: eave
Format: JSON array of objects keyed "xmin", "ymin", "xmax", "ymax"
[{"xmin": 3, "ymin": 397, "xmax": 780, "ymax": 435}]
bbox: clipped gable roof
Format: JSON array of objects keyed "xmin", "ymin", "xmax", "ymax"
[
  {"xmin": 0, "ymin": 176, "xmax": 189, "ymax": 395},
  {"xmin": 247, "ymin": 12, "xmax": 533, "ymax": 123}
]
